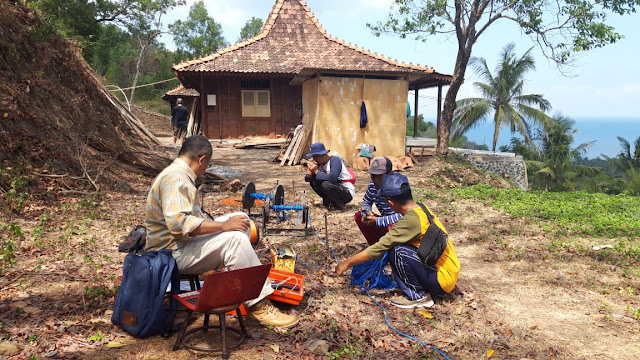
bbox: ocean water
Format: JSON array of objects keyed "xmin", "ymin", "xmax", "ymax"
[{"xmin": 453, "ymin": 118, "xmax": 640, "ymax": 159}]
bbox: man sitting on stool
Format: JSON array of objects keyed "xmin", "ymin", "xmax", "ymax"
[
  {"xmin": 304, "ymin": 142, "xmax": 355, "ymax": 210},
  {"xmin": 145, "ymin": 135, "xmax": 298, "ymax": 329},
  {"xmin": 355, "ymin": 156, "xmax": 402, "ymax": 245}
]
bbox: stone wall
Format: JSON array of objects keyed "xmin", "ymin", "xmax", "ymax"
[{"xmin": 452, "ymin": 149, "xmax": 528, "ymax": 190}]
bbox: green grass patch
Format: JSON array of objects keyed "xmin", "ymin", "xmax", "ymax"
[{"xmin": 450, "ymin": 185, "xmax": 640, "ymax": 238}]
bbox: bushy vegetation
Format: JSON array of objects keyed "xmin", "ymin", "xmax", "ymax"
[{"xmin": 452, "ymin": 184, "xmax": 640, "ymax": 238}]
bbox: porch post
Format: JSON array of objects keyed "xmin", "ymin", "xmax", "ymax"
[
  {"xmin": 200, "ymin": 73, "xmax": 206, "ymax": 138},
  {"xmin": 436, "ymin": 84, "xmax": 442, "ymax": 140},
  {"xmin": 413, "ymin": 89, "xmax": 419, "ymax": 138}
]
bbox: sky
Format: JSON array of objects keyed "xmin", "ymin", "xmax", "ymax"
[{"xmin": 158, "ymin": 0, "xmax": 640, "ymax": 156}]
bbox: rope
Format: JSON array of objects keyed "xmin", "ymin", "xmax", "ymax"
[{"xmin": 108, "ymin": 77, "xmax": 179, "ymax": 91}]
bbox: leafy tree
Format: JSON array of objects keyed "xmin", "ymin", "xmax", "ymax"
[
  {"xmin": 26, "ymin": 0, "xmax": 99, "ymax": 38},
  {"xmin": 602, "ymin": 136, "xmax": 640, "ymax": 195},
  {"xmin": 239, "ymin": 17, "xmax": 263, "ymax": 41},
  {"xmin": 170, "ymin": 0, "xmax": 227, "ymax": 58},
  {"xmin": 126, "ymin": 0, "xmax": 183, "ymax": 102},
  {"xmin": 370, "ymin": 0, "xmax": 640, "ymax": 154},
  {"xmin": 406, "ymin": 114, "xmax": 434, "ymax": 137},
  {"xmin": 500, "ymin": 137, "xmax": 541, "ymax": 161},
  {"xmin": 452, "ymin": 43, "xmax": 551, "ymax": 152},
  {"xmin": 526, "ymin": 114, "xmax": 600, "ymax": 191}
]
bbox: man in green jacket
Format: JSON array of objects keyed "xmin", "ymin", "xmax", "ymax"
[{"xmin": 336, "ymin": 173, "xmax": 460, "ymax": 308}]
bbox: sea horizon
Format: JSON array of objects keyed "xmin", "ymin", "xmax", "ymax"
[{"xmin": 422, "ymin": 117, "xmax": 640, "ymax": 159}]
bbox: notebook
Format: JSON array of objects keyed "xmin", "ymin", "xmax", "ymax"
[{"xmin": 174, "ymin": 263, "xmax": 272, "ymax": 313}]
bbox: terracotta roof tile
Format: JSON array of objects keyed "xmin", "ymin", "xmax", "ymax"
[
  {"xmin": 163, "ymin": 84, "xmax": 199, "ymax": 97},
  {"xmin": 173, "ymin": 0, "xmax": 449, "ymax": 82}
]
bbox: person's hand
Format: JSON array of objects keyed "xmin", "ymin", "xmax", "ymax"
[
  {"xmin": 307, "ymin": 162, "xmax": 318, "ymax": 174},
  {"xmin": 362, "ymin": 214, "xmax": 376, "ymax": 226},
  {"xmin": 335, "ymin": 261, "xmax": 351, "ymax": 276},
  {"xmin": 221, "ymin": 215, "xmax": 250, "ymax": 232}
]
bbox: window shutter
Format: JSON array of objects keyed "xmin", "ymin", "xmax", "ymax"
[
  {"xmin": 256, "ymin": 91, "xmax": 270, "ymax": 117},
  {"xmin": 242, "ymin": 91, "xmax": 256, "ymax": 117}
]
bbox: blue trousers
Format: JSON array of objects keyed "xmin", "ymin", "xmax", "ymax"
[{"xmin": 388, "ymin": 244, "xmax": 446, "ymax": 300}]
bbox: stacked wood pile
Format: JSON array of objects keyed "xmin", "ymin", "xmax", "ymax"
[
  {"xmin": 234, "ymin": 137, "xmax": 287, "ymax": 149},
  {"xmin": 275, "ymin": 125, "xmax": 311, "ymax": 166}
]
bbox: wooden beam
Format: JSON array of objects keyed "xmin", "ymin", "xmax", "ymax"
[
  {"xmin": 413, "ymin": 89, "xmax": 419, "ymax": 138},
  {"xmin": 436, "ymin": 85, "xmax": 442, "ymax": 142}
]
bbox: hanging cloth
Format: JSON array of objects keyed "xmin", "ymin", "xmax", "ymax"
[{"xmin": 360, "ymin": 101, "xmax": 368, "ymax": 128}]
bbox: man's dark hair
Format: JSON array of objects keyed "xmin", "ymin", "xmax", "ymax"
[
  {"xmin": 179, "ymin": 135, "xmax": 212, "ymax": 160},
  {"xmin": 386, "ymin": 184, "xmax": 412, "ymax": 204}
]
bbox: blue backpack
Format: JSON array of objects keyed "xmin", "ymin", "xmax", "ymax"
[{"xmin": 111, "ymin": 250, "xmax": 180, "ymax": 338}]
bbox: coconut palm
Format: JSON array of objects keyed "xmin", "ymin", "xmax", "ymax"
[
  {"xmin": 602, "ymin": 136, "xmax": 640, "ymax": 194},
  {"xmin": 451, "ymin": 43, "xmax": 551, "ymax": 151},
  {"xmin": 526, "ymin": 114, "xmax": 600, "ymax": 191}
]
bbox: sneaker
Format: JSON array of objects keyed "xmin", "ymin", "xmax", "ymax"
[
  {"xmin": 390, "ymin": 294, "xmax": 434, "ymax": 309},
  {"xmin": 247, "ymin": 299, "xmax": 299, "ymax": 329}
]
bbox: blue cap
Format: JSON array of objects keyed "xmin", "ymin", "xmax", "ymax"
[
  {"xmin": 381, "ymin": 173, "xmax": 410, "ymax": 198},
  {"xmin": 306, "ymin": 142, "xmax": 330, "ymax": 157}
]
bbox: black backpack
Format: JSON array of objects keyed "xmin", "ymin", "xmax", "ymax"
[
  {"xmin": 416, "ymin": 203, "xmax": 448, "ymax": 266},
  {"xmin": 118, "ymin": 225, "xmax": 147, "ymax": 254}
]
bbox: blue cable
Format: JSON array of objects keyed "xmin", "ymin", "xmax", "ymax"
[
  {"xmin": 290, "ymin": 211, "xmax": 450, "ymax": 359},
  {"xmin": 307, "ymin": 213, "xmax": 340, "ymax": 264},
  {"xmin": 362, "ymin": 290, "xmax": 451, "ymax": 360},
  {"xmin": 249, "ymin": 192, "xmax": 271, "ymax": 201},
  {"xmin": 350, "ymin": 252, "xmax": 396, "ymax": 290}
]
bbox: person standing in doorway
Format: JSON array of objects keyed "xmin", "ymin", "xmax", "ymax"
[{"xmin": 171, "ymin": 98, "xmax": 189, "ymax": 144}]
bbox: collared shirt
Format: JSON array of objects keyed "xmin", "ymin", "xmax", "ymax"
[
  {"xmin": 145, "ymin": 158, "xmax": 205, "ymax": 251},
  {"xmin": 361, "ymin": 181, "xmax": 402, "ymax": 227}
]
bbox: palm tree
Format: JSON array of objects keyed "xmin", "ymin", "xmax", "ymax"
[
  {"xmin": 451, "ymin": 43, "xmax": 551, "ymax": 151},
  {"xmin": 526, "ymin": 114, "xmax": 600, "ymax": 191},
  {"xmin": 603, "ymin": 136, "xmax": 640, "ymax": 195}
]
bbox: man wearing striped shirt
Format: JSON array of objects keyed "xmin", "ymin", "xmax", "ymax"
[
  {"xmin": 145, "ymin": 135, "xmax": 298, "ymax": 329},
  {"xmin": 355, "ymin": 156, "xmax": 402, "ymax": 245}
]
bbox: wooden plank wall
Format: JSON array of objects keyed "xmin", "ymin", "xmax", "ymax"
[
  {"xmin": 202, "ymin": 77, "xmax": 302, "ymax": 139},
  {"xmin": 307, "ymin": 76, "xmax": 407, "ymax": 160}
]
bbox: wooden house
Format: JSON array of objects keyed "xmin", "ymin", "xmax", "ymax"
[{"xmin": 173, "ymin": 0, "xmax": 451, "ymax": 158}]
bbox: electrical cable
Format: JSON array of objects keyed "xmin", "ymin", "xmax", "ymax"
[
  {"xmin": 362, "ymin": 290, "xmax": 451, "ymax": 360},
  {"xmin": 281, "ymin": 209, "xmax": 451, "ymax": 359}
]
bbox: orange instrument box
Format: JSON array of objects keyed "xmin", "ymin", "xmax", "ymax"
[
  {"xmin": 227, "ymin": 304, "xmax": 247, "ymax": 316},
  {"xmin": 267, "ymin": 268, "xmax": 304, "ymax": 305}
]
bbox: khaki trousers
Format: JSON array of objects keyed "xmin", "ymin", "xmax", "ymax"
[{"xmin": 172, "ymin": 212, "xmax": 273, "ymax": 307}]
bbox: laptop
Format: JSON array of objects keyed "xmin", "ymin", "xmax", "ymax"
[{"xmin": 174, "ymin": 263, "xmax": 272, "ymax": 313}]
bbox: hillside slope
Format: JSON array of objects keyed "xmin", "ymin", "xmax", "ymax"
[{"xmin": 0, "ymin": 2, "xmax": 165, "ymax": 198}]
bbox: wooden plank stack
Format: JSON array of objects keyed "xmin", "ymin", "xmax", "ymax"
[{"xmin": 278, "ymin": 125, "xmax": 310, "ymax": 166}]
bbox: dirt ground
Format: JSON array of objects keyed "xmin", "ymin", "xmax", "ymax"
[{"xmin": 2, "ymin": 129, "xmax": 639, "ymax": 359}]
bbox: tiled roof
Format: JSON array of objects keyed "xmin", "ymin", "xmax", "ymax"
[
  {"xmin": 173, "ymin": 0, "xmax": 450, "ymax": 83},
  {"xmin": 162, "ymin": 85, "xmax": 199, "ymax": 98}
]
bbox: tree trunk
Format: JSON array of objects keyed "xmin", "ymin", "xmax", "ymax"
[
  {"xmin": 437, "ymin": 50, "xmax": 471, "ymax": 154},
  {"xmin": 129, "ymin": 43, "xmax": 147, "ymax": 104}
]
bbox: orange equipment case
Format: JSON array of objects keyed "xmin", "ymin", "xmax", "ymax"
[{"xmin": 267, "ymin": 268, "xmax": 304, "ymax": 305}]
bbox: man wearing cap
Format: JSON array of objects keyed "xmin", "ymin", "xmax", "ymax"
[
  {"xmin": 336, "ymin": 173, "xmax": 460, "ymax": 308},
  {"xmin": 171, "ymin": 98, "xmax": 189, "ymax": 144},
  {"xmin": 355, "ymin": 156, "xmax": 402, "ymax": 245},
  {"xmin": 304, "ymin": 142, "xmax": 355, "ymax": 209}
]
